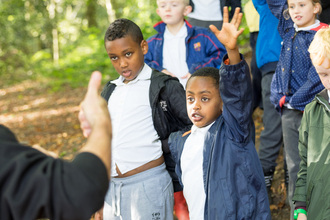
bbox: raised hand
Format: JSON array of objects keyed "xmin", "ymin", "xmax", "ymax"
[
  {"xmin": 79, "ymin": 71, "xmax": 111, "ymax": 138},
  {"xmin": 209, "ymin": 7, "xmax": 244, "ymax": 51}
]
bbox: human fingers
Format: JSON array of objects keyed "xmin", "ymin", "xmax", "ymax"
[
  {"xmin": 181, "ymin": 73, "xmax": 191, "ymax": 79},
  {"xmin": 210, "ymin": 24, "xmax": 220, "ymax": 36},
  {"xmin": 231, "ymin": 7, "xmax": 241, "ymax": 26},
  {"xmin": 222, "ymin": 7, "xmax": 229, "ymax": 24},
  {"xmin": 85, "ymin": 71, "xmax": 102, "ymax": 100},
  {"xmin": 235, "ymin": 28, "xmax": 245, "ymax": 38},
  {"xmin": 235, "ymin": 12, "xmax": 243, "ymax": 29}
]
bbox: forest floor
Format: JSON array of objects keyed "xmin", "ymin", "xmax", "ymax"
[{"xmin": 0, "ymin": 62, "xmax": 290, "ymax": 219}]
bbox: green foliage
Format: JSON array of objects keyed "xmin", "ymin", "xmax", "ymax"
[{"xmin": 0, "ymin": 0, "xmax": 252, "ymax": 89}]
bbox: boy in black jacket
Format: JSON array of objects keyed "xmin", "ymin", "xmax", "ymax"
[{"xmin": 100, "ymin": 18, "xmax": 192, "ymax": 220}]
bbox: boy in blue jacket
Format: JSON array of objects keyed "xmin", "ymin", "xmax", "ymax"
[
  {"xmin": 168, "ymin": 7, "xmax": 271, "ymax": 219},
  {"xmin": 144, "ymin": 0, "xmax": 226, "ymax": 87}
]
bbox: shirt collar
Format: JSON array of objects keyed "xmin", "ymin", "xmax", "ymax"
[
  {"xmin": 191, "ymin": 121, "xmax": 215, "ymax": 135},
  {"xmin": 294, "ymin": 19, "xmax": 320, "ymax": 32},
  {"xmin": 327, "ymin": 90, "xmax": 330, "ymax": 103},
  {"xmin": 112, "ymin": 63, "xmax": 152, "ymax": 86},
  {"xmin": 164, "ymin": 23, "xmax": 187, "ymax": 39}
]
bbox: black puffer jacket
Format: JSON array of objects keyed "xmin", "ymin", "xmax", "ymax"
[
  {"xmin": 101, "ymin": 68, "xmax": 192, "ymax": 192},
  {"xmin": 320, "ymin": 1, "xmax": 330, "ymax": 24}
]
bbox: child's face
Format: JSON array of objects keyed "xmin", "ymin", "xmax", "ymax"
[
  {"xmin": 288, "ymin": 0, "xmax": 320, "ymax": 28},
  {"xmin": 186, "ymin": 76, "xmax": 222, "ymax": 128},
  {"xmin": 156, "ymin": 0, "xmax": 191, "ymax": 26},
  {"xmin": 105, "ymin": 36, "xmax": 148, "ymax": 83},
  {"xmin": 314, "ymin": 57, "xmax": 330, "ymax": 91}
]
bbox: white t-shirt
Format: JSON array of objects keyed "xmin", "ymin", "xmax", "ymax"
[
  {"xmin": 108, "ymin": 64, "xmax": 162, "ymax": 177},
  {"xmin": 187, "ymin": 0, "xmax": 223, "ymax": 21},
  {"xmin": 181, "ymin": 122, "xmax": 214, "ymax": 219},
  {"xmin": 163, "ymin": 23, "xmax": 189, "ymax": 87}
]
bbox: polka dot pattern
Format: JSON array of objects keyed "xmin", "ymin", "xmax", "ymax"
[{"xmin": 268, "ymin": 0, "xmax": 325, "ymax": 112}]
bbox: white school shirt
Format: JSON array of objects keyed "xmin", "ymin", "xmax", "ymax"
[
  {"xmin": 163, "ymin": 23, "xmax": 189, "ymax": 87},
  {"xmin": 187, "ymin": 0, "xmax": 223, "ymax": 21},
  {"xmin": 328, "ymin": 90, "xmax": 330, "ymax": 103},
  {"xmin": 108, "ymin": 64, "xmax": 162, "ymax": 177},
  {"xmin": 284, "ymin": 20, "xmax": 321, "ymax": 109},
  {"xmin": 181, "ymin": 122, "xmax": 214, "ymax": 220}
]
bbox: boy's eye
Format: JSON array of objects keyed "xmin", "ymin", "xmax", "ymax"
[
  {"xmin": 125, "ymin": 52, "xmax": 132, "ymax": 57},
  {"xmin": 202, "ymin": 97, "xmax": 209, "ymax": 102},
  {"xmin": 289, "ymin": 5, "xmax": 294, "ymax": 9},
  {"xmin": 187, "ymin": 97, "xmax": 195, "ymax": 102},
  {"xmin": 110, "ymin": 56, "xmax": 118, "ymax": 61},
  {"xmin": 300, "ymin": 4, "xmax": 304, "ymax": 7}
]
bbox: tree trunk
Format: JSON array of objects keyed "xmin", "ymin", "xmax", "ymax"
[{"xmin": 86, "ymin": 0, "xmax": 98, "ymax": 28}]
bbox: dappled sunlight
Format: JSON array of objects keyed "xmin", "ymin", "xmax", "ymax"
[
  {"xmin": 0, "ymin": 80, "xmax": 43, "ymax": 95},
  {"xmin": 1, "ymin": 105, "xmax": 80, "ymax": 124}
]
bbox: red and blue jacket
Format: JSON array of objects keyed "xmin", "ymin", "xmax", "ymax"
[{"xmin": 144, "ymin": 20, "xmax": 226, "ymax": 74}]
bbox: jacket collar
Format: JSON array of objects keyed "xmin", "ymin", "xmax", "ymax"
[
  {"xmin": 315, "ymin": 89, "xmax": 330, "ymax": 112},
  {"xmin": 153, "ymin": 20, "xmax": 194, "ymax": 40},
  {"xmin": 317, "ymin": 88, "xmax": 329, "ymax": 102}
]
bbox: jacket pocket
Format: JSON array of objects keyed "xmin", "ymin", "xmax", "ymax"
[{"xmin": 220, "ymin": 178, "xmax": 234, "ymax": 217}]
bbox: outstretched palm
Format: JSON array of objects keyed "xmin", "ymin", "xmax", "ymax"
[{"xmin": 210, "ymin": 7, "xmax": 244, "ymax": 50}]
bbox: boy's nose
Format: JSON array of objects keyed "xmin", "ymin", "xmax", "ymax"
[
  {"xmin": 119, "ymin": 59, "xmax": 128, "ymax": 68},
  {"xmin": 193, "ymin": 102, "xmax": 201, "ymax": 110}
]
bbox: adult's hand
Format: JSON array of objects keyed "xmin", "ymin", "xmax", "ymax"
[{"xmin": 79, "ymin": 71, "xmax": 112, "ymax": 178}]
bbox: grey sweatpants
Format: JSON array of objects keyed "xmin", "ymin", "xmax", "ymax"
[{"xmin": 103, "ymin": 163, "xmax": 174, "ymax": 220}]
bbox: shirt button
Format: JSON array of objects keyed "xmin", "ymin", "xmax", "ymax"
[
  {"xmin": 292, "ymin": 70, "xmax": 294, "ymax": 73},
  {"xmin": 282, "ymin": 68, "xmax": 285, "ymax": 72},
  {"xmin": 287, "ymin": 48, "xmax": 290, "ymax": 51}
]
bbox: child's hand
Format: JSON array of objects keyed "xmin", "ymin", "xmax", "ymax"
[
  {"xmin": 297, "ymin": 213, "xmax": 307, "ymax": 220},
  {"xmin": 162, "ymin": 69, "xmax": 176, "ymax": 77},
  {"xmin": 209, "ymin": 7, "xmax": 244, "ymax": 51},
  {"xmin": 181, "ymin": 73, "xmax": 191, "ymax": 79}
]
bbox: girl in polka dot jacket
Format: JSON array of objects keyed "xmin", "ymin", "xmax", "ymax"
[{"xmin": 267, "ymin": 0, "xmax": 328, "ymax": 219}]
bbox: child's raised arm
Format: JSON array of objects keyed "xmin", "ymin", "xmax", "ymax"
[{"xmin": 209, "ymin": 7, "xmax": 244, "ymax": 65}]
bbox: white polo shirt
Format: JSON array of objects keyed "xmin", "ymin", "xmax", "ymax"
[
  {"xmin": 108, "ymin": 64, "xmax": 162, "ymax": 177},
  {"xmin": 181, "ymin": 122, "xmax": 214, "ymax": 219},
  {"xmin": 163, "ymin": 23, "xmax": 189, "ymax": 87},
  {"xmin": 187, "ymin": 0, "xmax": 223, "ymax": 21}
]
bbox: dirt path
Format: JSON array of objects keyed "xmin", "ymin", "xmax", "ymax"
[{"xmin": 0, "ymin": 80, "xmax": 290, "ymax": 219}]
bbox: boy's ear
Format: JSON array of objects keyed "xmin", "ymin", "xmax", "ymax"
[
  {"xmin": 140, "ymin": 40, "xmax": 149, "ymax": 55},
  {"xmin": 183, "ymin": 5, "xmax": 192, "ymax": 16},
  {"xmin": 156, "ymin": 8, "xmax": 161, "ymax": 17}
]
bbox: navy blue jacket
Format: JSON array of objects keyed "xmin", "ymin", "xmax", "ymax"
[
  {"xmin": 145, "ymin": 20, "xmax": 226, "ymax": 74},
  {"xmin": 267, "ymin": 0, "xmax": 327, "ymax": 112},
  {"xmin": 252, "ymin": 0, "xmax": 281, "ymax": 75},
  {"xmin": 169, "ymin": 55, "xmax": 271, "ymax": 219}
]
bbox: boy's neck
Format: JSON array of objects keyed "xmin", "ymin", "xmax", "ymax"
[{"xmin": 166, "ymin": 20, "xmax": 185, "ymax": 36}]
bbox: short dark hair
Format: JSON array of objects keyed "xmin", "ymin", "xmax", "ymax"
[
  {"xmin": 104, "ymin": 18, "xmax": 144, "ymax": 45},
  {"xmin": 187, "ymin": 67, "xmax": 220, "ymax": 89}
]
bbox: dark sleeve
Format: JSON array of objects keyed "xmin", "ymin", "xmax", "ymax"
[
  {"xmin": 0, "ymin": 143, "xmax": 109, "ymax": 220},
  {"xmin": 220, "ymin": 54, "xmax": 253, "ymax": 144}
]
